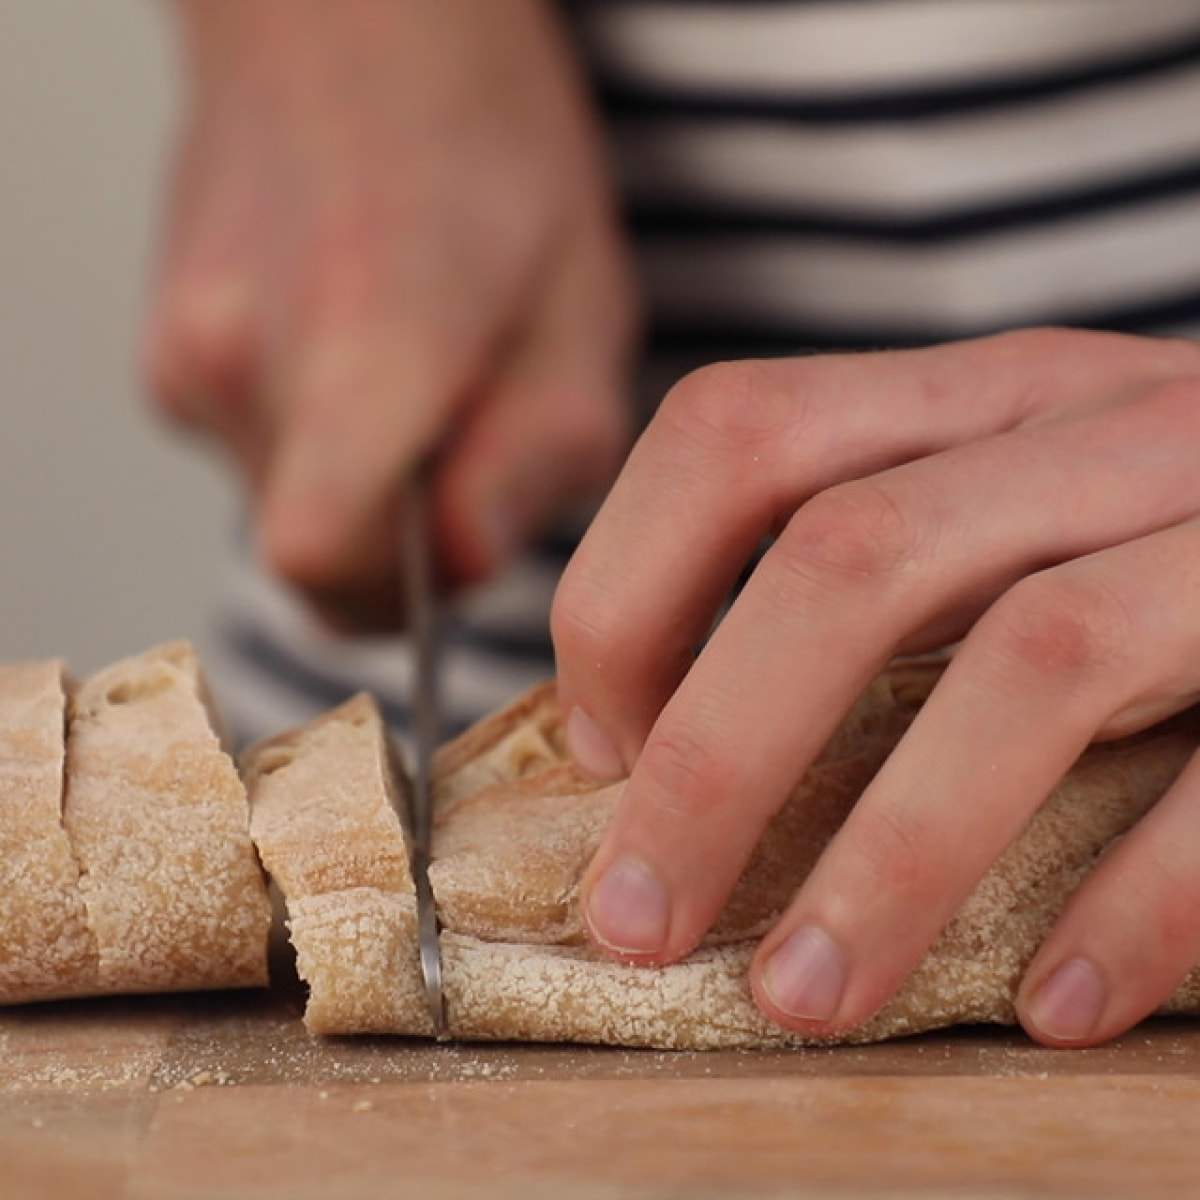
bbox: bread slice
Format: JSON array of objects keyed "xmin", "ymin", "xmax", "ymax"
[
  {"xmin": 0, "ymin": 660, "xmax": 97, "ymax": 1002},
  {"xmin": 244, "ymin": 692, "xmax": 432, "ymax": 1035},
  {"xmin": 254, "ymin": 673, "xmax": 1200, "ymax": 1048},
  {"xmin": 63, "ymin": 642, "xmax": 270, "ymax": 994}
]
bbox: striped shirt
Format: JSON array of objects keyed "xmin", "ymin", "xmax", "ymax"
[{"xmin": 208, "ymin": 0, "xmax": 1200, "ymax": 748}]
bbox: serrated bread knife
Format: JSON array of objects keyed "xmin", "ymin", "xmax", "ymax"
[{"xmin": 401, "ymin": 466, "xmax": 447, "ymax": 1039}]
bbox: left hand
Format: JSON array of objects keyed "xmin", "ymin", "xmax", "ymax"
[{"xmin": 551, "ymin": 327, "xmax": 1200, "ymax": 1047}]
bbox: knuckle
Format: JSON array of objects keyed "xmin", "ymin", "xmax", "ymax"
[
  {"xmin": 984, "ymin": 327, "xmax": 1070, "ymax": 360},
  {"xmin": 290, "ymin": 347, "xmax": 361, "ymax": 425},
  {"xmin": 287, "ymin": 335, "xmax": 403, "ymax": 440},
  {"xmin": 1155, "ymin": 335, "xmax": 1200, "ymax": 377},
  {"xmin": 656, "ymin": 359, "xmax": 814, "ymax": 461},
  {"xmin": 1146, "ymin": 872, "xmax": 1200, "ymax": 954},
  {"xmin": 977, "ymin": 328, "xmax": 1200, "ymax": 410},
  {"xmin": 850, "ymin": 801, "xmax": 938, "ymax": 908},
  {"xmin": 636, "ymin": 725, "xmax": 738, "ymax": 824},
  {"xmin": 143, "ymin": 274, "xmax": 252, "ymax": 418},
  {"xmin": 1131, "ymin": 856, "xmax": 1197, "ymax": 950},
  {"xmin": 551, "ymin": 565, "xmax": 622, "ymax": 667},
  {"xmin": 771, "ymin": 481, "xmax": 920, "ymax": 598},
  {"xmin": 1136, "ymin": 372, "xmax": 1200, "ymax": 427},
  {"xmin": 288, "ymin": 200, "xmax": 396, "ymax": 336},
  {"xmin": 993, "ymin": 326, "xmax": 1121, "ymax": 360},
  {"xmin": 984, "ymin": 571, "xmax": 1135, "ymax": 684}
]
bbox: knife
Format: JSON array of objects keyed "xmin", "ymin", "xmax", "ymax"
[{"xmin": 401, "ymin": 465, "xmax": 448, "ymax": 1039}]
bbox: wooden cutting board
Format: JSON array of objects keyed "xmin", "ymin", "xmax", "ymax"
[{"xmin": 3, "ymin": 976, "xmax": 1200, "ymax": 1200}]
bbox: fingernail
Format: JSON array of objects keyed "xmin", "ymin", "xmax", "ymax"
[
  {"xmin": 1027, "ymin": 957, "xmax": 1107, "ymax": 1042},
  {"xmin": 762, "ymin": 925, "xmax": 847, "ymax": 1022},
  {"xmin": 585, "ymin": 856, "xmax": 669, "ymax": 956},
  {"xmin": 566, "ymin": 706, "xmax": 626, "ymax": 781}
]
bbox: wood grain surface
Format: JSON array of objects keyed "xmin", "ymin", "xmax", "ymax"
[{"xmin": 3, "ymin": 974, "xmax": 1200, "ymax": 1200}]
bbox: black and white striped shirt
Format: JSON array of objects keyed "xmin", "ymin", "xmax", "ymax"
[{"xmin": 209, "ymin": 0, "xmax": 1200, "ymax": 747}]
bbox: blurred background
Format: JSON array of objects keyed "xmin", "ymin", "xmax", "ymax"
[{"xmin": 1, "ymin": 2, "xmax": 232, "ymax": 671}]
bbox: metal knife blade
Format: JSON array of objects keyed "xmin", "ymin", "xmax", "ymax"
[{"xmin": 402, "ymin": 466, "xmax": 447, "ymax": 1039}]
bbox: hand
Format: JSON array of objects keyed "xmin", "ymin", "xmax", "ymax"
[
  {"xmin": 551, "ymin": 328, "xmax": 1200, "ymax": 1047},
  {"xmin": 144, "ymin": 0, "xmax": 638, "ymax": 628}
]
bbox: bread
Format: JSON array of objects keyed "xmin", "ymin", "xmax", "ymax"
[
  {"xmin": 252, "ymin": 668, "xmax": 1200, "ymax": 1048},
  {"xmin": 0, "ymin": 660, "xmax": 97, "ymax": 1001},
  {"xmin": 244, "ymin": 692, "xmax": 432, "ymax": 1035},
  {"xmin": 7, "ymin": 637, "xmax": 1196, "ymax": 1047},
  {"xmin": 432, "ymin": 681, "xmax": 582, "ymax": 811},
  {"xmin": 0, "ymin": 642, "xmax": 271, "ymax": 1002},
  {"xmin": 63, "ymin": 642, "xmax": 270, "ymax": 996}
]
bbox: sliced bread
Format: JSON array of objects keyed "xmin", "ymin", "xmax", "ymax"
[
  {"xmin": 63, "ymin": 642, "xmax": 270, "ymax": 994},
  {"xmin": 0, "ymin": 660, "xmax": 97, "ymax": 1002}
]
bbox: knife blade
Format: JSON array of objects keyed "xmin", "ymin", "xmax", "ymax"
[{"xmin": 401, "ymin": 465, "xmax": 447, "ymax": 1039}]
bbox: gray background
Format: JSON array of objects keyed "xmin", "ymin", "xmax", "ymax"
[{"xmin": 1, "ymin": 2, "xmax": 233, "ymax": 672}]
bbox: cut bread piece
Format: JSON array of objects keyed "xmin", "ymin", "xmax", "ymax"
[
  {"xmin": 433, "ymin": 682, "xmax": 591, "ymax": 814},
  {"xmin": 244, "ymin": 692, "xmax": 432, "ymax": 1035},
  {"xmin": 0, "ymin": 660, "xmax": 97, "ymax": 1002},
  {"xmin": 63, "ymin": 642, "xmax": 270, "ymax": 995},
  {"xmin": 255, "ymin": 674, "xmax": 1200, "ymax": 1048}
]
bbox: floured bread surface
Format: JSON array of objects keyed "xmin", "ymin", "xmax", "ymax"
[
  {"xmin": 433, "ymin": 701, "xmax": 1200, "ymax": 1049},
  {"xmin": 428, "ymin": 749, "xmax": 892, "ymax": 950},
  {"xmin": 0, "ymin": 661, "xmax": 97, "ymax": 1001},
  {"xmin": 261, "ymin": 673, "xmax": 1200, "ymax": 1049},
  {"xmin": 245, "ymin": 693, "xmax": 431, "ymax": 1035},
  {"xmin": 245, "ymin": 693, "xmax": 411, "ymax": 898},
  {"xmin": 63, "ymin": 642, "xmax": 270, "ymax": 994},
  {"xmin": 288, "ymin": 889, "xmax": 430, "ymax": 1036}
]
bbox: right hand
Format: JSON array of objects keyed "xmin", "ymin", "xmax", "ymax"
[{"xmin": 144, "ymin": 0, "xmax": 639, "ymax": 628}]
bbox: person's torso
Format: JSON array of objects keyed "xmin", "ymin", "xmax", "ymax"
[{"xmin": 567, "ymin": 0, "xmax": 1200, "ymax": 379}]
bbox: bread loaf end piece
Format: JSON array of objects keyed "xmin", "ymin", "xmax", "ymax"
[
  {"xmin": 432, "ymin": 681, "xmax": 584, "ymax": 813},
  {"xmin": 64, "ymin": 641, "xmax": 271, "ymax": 994},
  {"xmin": 0, "ymin": 661, "xmax": 98, "ymax": 1002},
  {"xmin": 245, "ymin": 693, "xmax": 431, "ymax": 1035}
]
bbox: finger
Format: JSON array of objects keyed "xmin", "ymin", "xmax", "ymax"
[
  {"xmin": 1012, "ymin": 532, "xmax": 1200, "ymax": 1046},
  {"xmin": 750, "ymin": 513, "xmax": 1200, "ymax": 1037},
  {"xmin": 552, "ymin": 331, "xmax": 1200, "ymax": 778},
  {"xmin": 579, "ymin": 374, "xmax": 1200, "ymax": 964},
  {"xmin": 1017, "ymin": 747, "xmax": 1200, "ymax": 1047},
  {"xmin": 257, "ymin": 307, "xmax": 490, "ymax": 598},
  {"xmin": 141, "ymin": 113, "xmax": 269, "ymax": 481},
  {"xmin": 432, "ymin": 218, "xmax": 637, "ymax": 586},
  {"xmin": 432, "ymin": 356, "xmax": 630, "ymax": 588}
]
